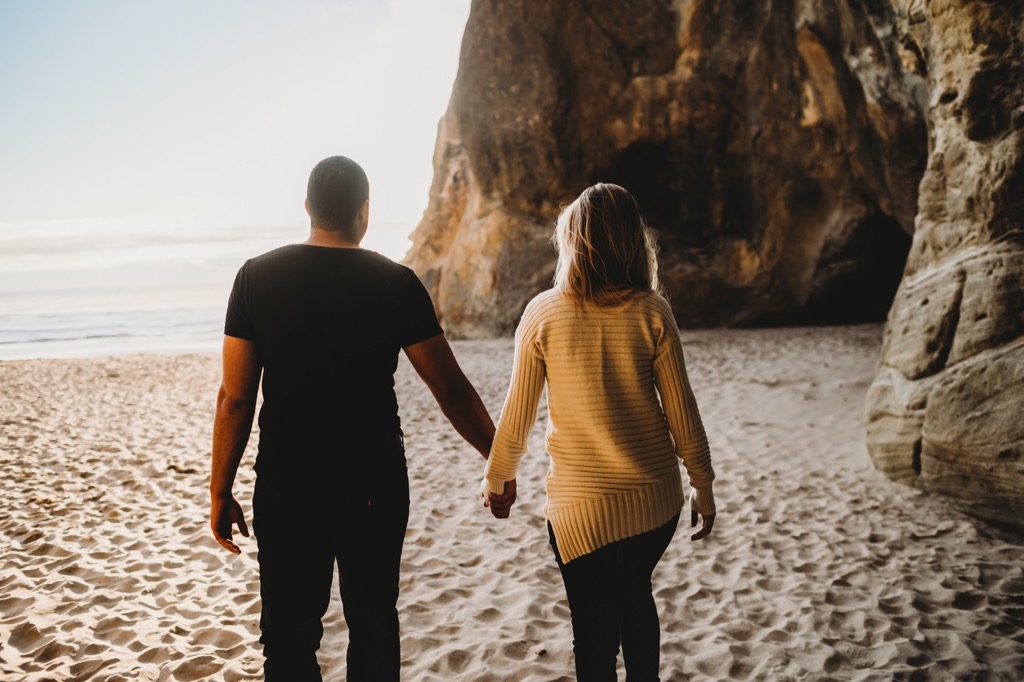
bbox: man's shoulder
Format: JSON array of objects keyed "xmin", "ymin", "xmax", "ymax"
[
  {"xmin": 244, "ymin": 243, "xmax": 301, "ymax": 267},
  {"xmin": 353, "ymin": 250, "xmax": 430, "ymax": 292},
  {"xmin": 360, "ymin": 248, "xmax": 417, "ymax": 274},
  {"xmin": 237, "ymin": 245, "xmax": 430, "ymax": 303},
  {"xmin": 244, "ymin": 245, "xmax": 408, "ymax": 273}
]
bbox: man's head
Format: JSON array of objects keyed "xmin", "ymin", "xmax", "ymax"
[{"xmin": 306, "ymin": 155, "xmax": 370, "ymax": 242}]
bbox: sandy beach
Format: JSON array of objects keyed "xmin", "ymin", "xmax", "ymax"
[{"xmin": 1, "ymin": 324, "xmax": 1022, "ymax": 681}]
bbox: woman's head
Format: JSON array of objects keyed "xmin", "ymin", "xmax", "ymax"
[{"xmin": 553, "ymin": 183, "xmax": 659, "ymax": 303}]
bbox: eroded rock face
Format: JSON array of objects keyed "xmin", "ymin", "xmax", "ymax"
[
  {"xmin": 405, "ymin": 0, "xmax": 927, "ymax": 337},
  {"xmin": 865, "ymin": 1, "xmax": 1024, "ymax": 528},
  {"xmin": 405, "ymin": 0, "xmax": 1022, "ymax": 525}
]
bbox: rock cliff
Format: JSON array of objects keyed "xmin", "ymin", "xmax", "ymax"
[
  {"xmin": 865, "ymin": 1, "xmax": 1024, "ymax": 528},
  {"xmin": 405, "ymin": 0, "xmax": 928, "ymax": 336},
  {"xmin": 405, "ymin": 0, "xmax": 1022, "ymax": 527}
]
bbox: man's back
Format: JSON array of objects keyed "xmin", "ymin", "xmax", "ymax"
[{"xmin": 224, "ymin": 244, "xmax": 442, "ymax": 473}]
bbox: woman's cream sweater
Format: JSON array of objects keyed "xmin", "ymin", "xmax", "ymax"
[{"xmin": 484, "ymin": 288, "xmax": 716, "ymax": 563}]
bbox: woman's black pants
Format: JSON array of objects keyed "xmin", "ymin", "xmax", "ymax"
[
  {"xmin": 548, "ymin": 513, "xmax": 680, "ymax": 682},
  {"xmin": 253, "ymin": 448, "xmax": 409, "ymax": 681}
]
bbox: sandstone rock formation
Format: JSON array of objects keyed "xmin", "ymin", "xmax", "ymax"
[
  {"xmin": 865, "ymin": 1, "xmax": 1024, "ymax": 528},
  {"xmin": 405, "ymin": 0, "xmax": 1022, "ymax": 527},
  {"xmin": 406, "ymin": 0, "xmax": 928, "ymax": 337}
]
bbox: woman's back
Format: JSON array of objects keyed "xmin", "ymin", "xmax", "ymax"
[
  {"xmin": 492, "ymin": 286, "xmax": 711, "ymax": 562},
  {"xmin": 528, "ymin": 289, "xmax": 681, "ymax": 489}
]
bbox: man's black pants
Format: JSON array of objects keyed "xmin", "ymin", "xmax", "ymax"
[
  {"xmin": 548, "ymin": 513, "xmax": 680, "ymax": 682},
  {"xmin": 253, "ymin": 444, "xmax": 410, "ymax": 681}
]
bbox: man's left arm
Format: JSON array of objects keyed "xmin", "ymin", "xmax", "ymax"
[{"xmin": 210, "ymin": 335, "xmax": 262, "ymax": 555}]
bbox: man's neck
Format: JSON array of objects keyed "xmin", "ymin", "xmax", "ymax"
[{"xmin": 303, "ymin": 228, "xmax": 361, "ymax": 249}]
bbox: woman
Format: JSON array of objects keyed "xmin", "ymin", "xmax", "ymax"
[{"xmin": 483, "ymin": 182, "xmax": 717, "ymax": 681}]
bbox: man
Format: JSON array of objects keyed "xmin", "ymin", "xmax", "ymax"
[{"xmin": 209, "ymin": 155, "xmax": 514, "ymax": 680}]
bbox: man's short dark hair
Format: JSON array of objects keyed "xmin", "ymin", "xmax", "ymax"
[{"xmin": 306, "ymin": 156, "xmax": 369, "ymax": 238}]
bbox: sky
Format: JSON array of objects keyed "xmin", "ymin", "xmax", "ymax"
[{"xmin": 0, "ymin": 0, "xmax": 472, "ymax": 244}]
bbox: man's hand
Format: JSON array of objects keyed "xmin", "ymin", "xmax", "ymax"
[
  {"xmin": 484, "ymin": 478, "xmax": 517, "ymax": 519},
  {"xmin": 690, "ymin": 508, "xmax": 715, "ymax": 541},
  {"xmin": 211, "ymin": 494, "xmax": 250, "ymax": 554}
]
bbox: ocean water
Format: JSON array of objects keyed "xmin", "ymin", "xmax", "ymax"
[{"xmin": 0, "ymin": 217, "xmax": 414, "ymax": 360}]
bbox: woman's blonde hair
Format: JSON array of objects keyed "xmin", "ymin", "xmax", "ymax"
[{"xmin": 553, "ymin": 182, "xmax": 660, "ymax": 304}]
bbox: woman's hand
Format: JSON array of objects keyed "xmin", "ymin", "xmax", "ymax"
[
  {"xmin": 483, "ymin": 478, "xmax": 517, "ymax": 519},
  {"xmin": 690, "ymin": 508, "xmax": 715, "ymax": 541}
]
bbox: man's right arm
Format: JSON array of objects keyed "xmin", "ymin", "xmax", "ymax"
[
  {"xmin": 210, "ymin": 335, "xmax": 262, "ymax": 554},
  {"xmin": 403, "ymin": 334, "xmax": 495, "ymax": 458}
]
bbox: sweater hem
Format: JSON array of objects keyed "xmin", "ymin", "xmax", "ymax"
[{"xmin": 546, "ymin": 473, "xmax": 685, "ymax": 563}]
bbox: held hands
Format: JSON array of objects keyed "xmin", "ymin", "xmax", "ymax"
[
  {"xmin": 211, "ymin": 494, "xmax": 250, "ymax": 554},
  {"xmin": 690, "ymin": 508, "xmax": 716, "ymax": 541},
  {"xmin": 482, "ymin": 478, "xmax": 517, "ymax": 519}
]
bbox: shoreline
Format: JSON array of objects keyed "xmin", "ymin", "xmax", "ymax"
[{"xmin": 2, "ymin": 326, "xmax": 1022, "ymax": 680}]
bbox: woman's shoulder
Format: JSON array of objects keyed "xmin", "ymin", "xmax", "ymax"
[
  {"xmin": 516, "ymin": 289, "xmax": 572, "ymax": 334},
  {"xmin": 628, "ymin": 289, "xmax": 675, "ymax": 317},
  {"xmin": 524, "ymin": 288, "xmax": 572, "ymax": 314}
]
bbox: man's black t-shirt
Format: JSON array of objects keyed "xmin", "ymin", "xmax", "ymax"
[{"xmin": 224, "ymin": 244, "xmax": 442, "ymax": 478}]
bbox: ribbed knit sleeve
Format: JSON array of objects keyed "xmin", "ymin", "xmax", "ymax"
[
  {"xmin": 484, "ymin": 300, "xmax": 546, "ymax": 494},
  {"xmin": 652, "ymin": 298, "xmax": 717, "ymax": 516}
]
